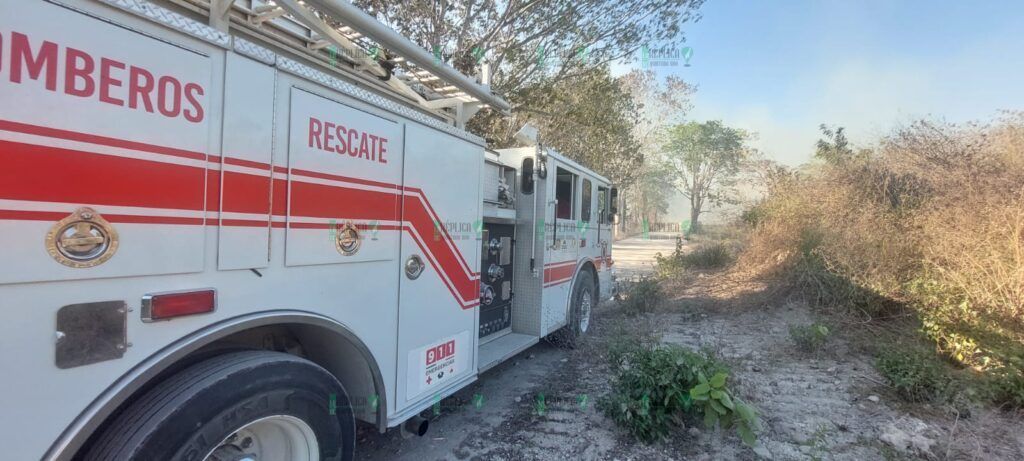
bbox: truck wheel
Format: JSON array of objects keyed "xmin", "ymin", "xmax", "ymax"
[
  {"xmin": 84, "ymin": 350, "xmax": 355, "ymax": 461},
  {"xmin": 550, "ymin": 270, "xmax": 595, "ymax": 348}
]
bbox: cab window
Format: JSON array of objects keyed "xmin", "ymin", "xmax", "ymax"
[
  {"xmin": 581, "ymin": 178, "xmax": 593, "ymax": 222},
  {"xmin": 555, "ymin": 167, "xmax": 576, "ymax": 220},
  {"xmin": 598, "ymin": 186, "xmax": 609, "ymax": 222}
]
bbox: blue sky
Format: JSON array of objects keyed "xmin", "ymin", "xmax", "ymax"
[{"xmin": 615, "ymin": 0, "xmax": 1024, "ymax": 166}]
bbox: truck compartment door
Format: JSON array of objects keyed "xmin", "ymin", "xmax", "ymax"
[
  {"xmin": 283, "ymin": 88, "xmax": 402, "ymax": 267},
  {"xmin": 217, "ymin": 53, "xmax": 276, "ymax": 270},
  {"xmin": 0, "ymin": 1, "xmax": 213, "ymax": 284},
  {"xmin": 396, "ymin": 124, "xmax": 482, "ymax": 407}
]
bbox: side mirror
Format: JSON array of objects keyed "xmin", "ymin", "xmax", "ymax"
[
  {"xmin": 521, "ymin": 157, "xmax": 535, "ymax": 195},
  {"xmin": 608, "ymin": 187, "xmax": 619, "ymax": 224}
]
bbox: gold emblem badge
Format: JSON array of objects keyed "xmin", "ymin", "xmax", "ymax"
[
  {"xmin": 335, "ymin": 221, "xmax": 361, "ymax": 256},
  {"xmin": 46, "ymin": 207, "xmax": 118, "ymax": 268}
]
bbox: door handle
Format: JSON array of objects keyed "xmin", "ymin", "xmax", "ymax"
[{"xmin": 405, "ymin": 254, "xmax": 425, "ymax": 280}]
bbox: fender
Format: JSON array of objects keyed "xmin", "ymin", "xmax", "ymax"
[
  {"xmin": 44, "ymin": 310, "xmax": 387, "ymax": 461},
  {"xmin": 561, "ymin": 257, "xmax": 599, "ymax": 322}
]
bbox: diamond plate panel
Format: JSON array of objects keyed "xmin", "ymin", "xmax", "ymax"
[
  {"xmin": 276, "ymin": 58, "xmax": 485, "ymax": 145},
  {"xmin": 234, "ymin": 37, "xmax": 277, "ymax": 65},
  {"xmin": 97, "ymin": 0, "xmax": 230, "ymax": 46},
  {"xmin": 511, "ymin": 174, "xmax": 546, "ymax": 336}
]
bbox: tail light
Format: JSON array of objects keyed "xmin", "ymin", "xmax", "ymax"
[{"xmin": 142, "ymin": 289, "xmax": 216, "ymax": 322}]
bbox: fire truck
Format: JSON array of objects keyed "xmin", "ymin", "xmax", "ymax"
[{"xmin": 0, "ymin": 1, "xmax": 618, "ymax": 459}]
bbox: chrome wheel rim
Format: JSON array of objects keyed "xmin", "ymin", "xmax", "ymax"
[
  {"xmin": 205, "ymin": 415, "xmax": 319, "ymax": 461},
  {"xmin": 579, "ymin": 290, "xmax": 592, "ymax": 333}
]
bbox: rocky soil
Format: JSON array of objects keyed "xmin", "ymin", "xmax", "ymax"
[{"xmin": 357, "ymin": 236, "xmax": 1024, "ymax": 460}]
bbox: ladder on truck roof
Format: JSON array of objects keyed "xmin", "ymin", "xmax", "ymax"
[{"xmin": 151, "ymin": 0, "xmax": 511, "ymax": 128}]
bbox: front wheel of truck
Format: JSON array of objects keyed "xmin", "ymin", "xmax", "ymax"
[
  {"xmin": 84, "ymin": 350, "xmax": 355, "ymax": 461},
  {"xmin": 548, "ymin": 269, "xmax": 595, "ymax": 348}
]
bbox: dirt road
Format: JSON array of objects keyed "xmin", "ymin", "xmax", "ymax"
[
  {"xmin": 357, "ymin": 235, "xmax": 1024, "ymax": 460},
  {"xmin": 611, "ymin": 232, "xmax": 682, "ymax": 280}
]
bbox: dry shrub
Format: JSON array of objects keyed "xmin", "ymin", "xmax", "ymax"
[{"xmin": 740, "ymin": 113, "xmax": 1024, "ymax": 404}]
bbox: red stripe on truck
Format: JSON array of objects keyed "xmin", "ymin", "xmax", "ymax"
[
  {"xmin": 0, "ymin": 209, "xmax": 203, "ymax": 225},
  {"xmin": 543, "ymin": 262, "xmax": 576, "ymax": 286},
  {"xmin": 0, "ymin": 139, "xmax": 206, "ymax": 210},
  {"xmin": 0, "ymin": 119, "xmax": 207, "ymax": 161},
  {"xmin": 0, "ymin": 121, "xmax": 483, "ymax": 307}
]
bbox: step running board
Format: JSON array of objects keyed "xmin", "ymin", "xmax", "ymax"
[{"xmin": 478, "ymin": 333, "xmax": 538, "ymax": 373}]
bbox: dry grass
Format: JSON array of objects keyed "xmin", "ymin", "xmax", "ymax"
[{"xmin": 739, "ymin": 112, "xmax": 1024, "ymax": 407}]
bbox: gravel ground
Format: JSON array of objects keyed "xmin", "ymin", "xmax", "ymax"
[{"xmin": 356, "ymin": 236, "xmax": 1024, "ymax": 460}]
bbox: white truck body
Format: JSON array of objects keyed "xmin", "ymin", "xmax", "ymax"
[{"xmin": 0, "ymin": 1, "xmax": 615, "ymax": 459}]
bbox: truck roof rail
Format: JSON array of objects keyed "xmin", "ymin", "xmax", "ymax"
[{"xmin": 164, "ymin": 0, "xmax": 511, "ymax": 126}]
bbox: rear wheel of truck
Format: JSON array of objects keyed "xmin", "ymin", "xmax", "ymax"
[
  {"xmin": 84, "ymin": 350, "xmax": 355, "ymax": 461},
  {"xmin": 550, "ymin": 270, "xmax": 595, "ymax": 348}
]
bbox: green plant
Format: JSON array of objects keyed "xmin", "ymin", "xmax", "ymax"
[
  {"xmin": 875, "ymin": 346, "xmax": 955, "ymax": 403},
  {"xmin": 788, "ymin": 323, "xmax": 830, "ymax": 353},
  {"xmin": 987, "ymin": 365, "xmax": 1024, "ymax": 408},
  {"xmin": 599, "ymin": 345, "xmax": 760, "ymax": 447},
  {"xmin": 604, "ymin": 320, "xmax": 662, "ymax": 367},
  {"xmin": 799, "ymin": 424, "xmax": 831, "ymax": 461},
  {"xmin": 678, "ymin": 242, "xmax": 733, "ymax": 269},
  {"xmin": 654, "ymin": 237, "xmax": 687, "ymax": 278},
  {"xmin": 620, "ymin": 277, "xmax": 662, "ymax": 314},
  {"xmin": 655, "ymin": 239, "xmax": 734, "ymax": 278},
  {"xmin": 740, "ymin": 203, "xmax": 767, "ymax": 228},
  {"xmin": 689, "ymin": 370, "xmax": 761, "ymax": 446}
]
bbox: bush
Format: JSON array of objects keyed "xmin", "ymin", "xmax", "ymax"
[
  {"xmin": 988, "ymin": 365, "xmax": 1024, "ymax": 409},
  {"xmin": 654, "ymin": 238, "xmax": 687, "ymax": 278},
  {"xmin": 655, "ymin": 239, "xmax": 733, "ymax": 278},
  {"xmin": 620, "ymin": 277, "xmax": 662, "ymax": 314},
  {"xmin": 600, "ymin": 345, "xmax": 761, "ymax": 446},
  {"xmin": 739, "ymin": 115, "xmax": 1024, "ymax": 408},
  {"xmin": 788, "ymin": 323, "xmax": 830, "ymax": 353},
  {"xmin": 876, "ymin": 346, "xmax": 955, "ymax": 403},
  {"xmin": 678, "ymin": 243, "xmax": 733, "ymax": 269}
]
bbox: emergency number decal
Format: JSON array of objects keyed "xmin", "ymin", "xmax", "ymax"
[{"xmin": 406, "ymin": 330, "xmax": 470, "ymax": 398}]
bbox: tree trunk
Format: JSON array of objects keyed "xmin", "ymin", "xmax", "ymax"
[{"xmin": 689, "ymin": 192, "xmax": 702, "ymax": 233}]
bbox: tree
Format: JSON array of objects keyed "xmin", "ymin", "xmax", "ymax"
[
  {"xmin": 612, "ymin": 71, "xmax": 695, "ymax": 228},
  {"xmin": 353, "ymin": 0, "xmax": 704, "ymax": 91},
  {"xmin": 663, "ymin": 121, "xmax": 749, "ymax": 230},
  {"xmin": 619, "ymin": 70, "xmax": 695, "ymax": 149},
  {"xmin": 633, "ymin": 162, "xmax": 676, "ymax": 224},
  {"xmin": 351, "ymin": 0, "xmax": 705, "ymax": 147},
  {"xmin": 815, "ymin": 124, "xmax": 855, "ymax": 164},
  {"xmin": 509, "ymin": 67, "xmax": 645, "ymax": 185}
]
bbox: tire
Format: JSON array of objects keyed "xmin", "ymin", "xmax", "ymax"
[
  {"xmin": 84, "ymin": 350, "xmax": 355, "ymax": 461},
  {"xmin": 549, "ymin": 269, "xmax": 596, "ymax": 348}
]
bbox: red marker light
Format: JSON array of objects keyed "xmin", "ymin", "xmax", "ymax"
[{"xmin": 142, "ymin": 289, "xmax": 216, "ymax": 322}]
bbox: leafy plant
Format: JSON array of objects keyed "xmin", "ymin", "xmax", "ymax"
[
  {"xmin": 678, "ymin": 243, "xmax": 733, "ymax": 269},
  {"xmin": 799, "ymin": 424, "xmax": 831, "ymax": 461},
  {"xmin": 987, "ymin": 365, "xmax": 1024, "ymax": 408},
  {"xmin": 789, "ymin": 323, "xmax": 830, "ymax": 353},
  {"xmin": 876, "ymin": 346, "xmax": 955, "ymax": 403},
  {"xmin": 654, "ymin": 237, "xmax": 688, "ymax": 278},
  {"xmin": 689, "ymin": 370, "xmax": 761, "ymax": 446},
  {"xmin": 599, "ymin": 345, "xmax": 760, "ymax": 447},
  {"xmin": 620, "ymin": 276, "xmax": 663, "ymax": 314},
  {"xmin": 655, "ymin": 239, "xmax": 733, "ymax": 278}
]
